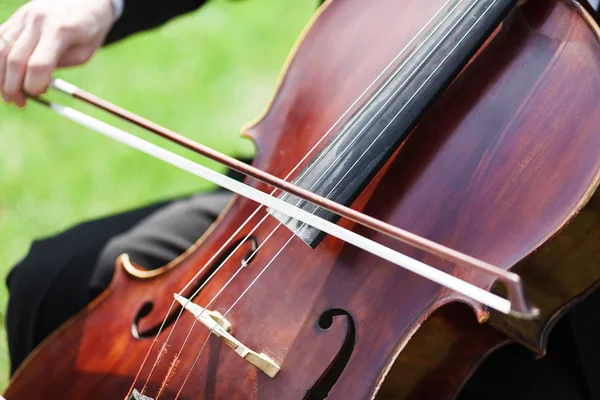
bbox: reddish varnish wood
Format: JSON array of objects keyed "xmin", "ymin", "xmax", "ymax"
[{"xmin": 5, "ymin": 1, "xmax": 600, "ymax": 399}]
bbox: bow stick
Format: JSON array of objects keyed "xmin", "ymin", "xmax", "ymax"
[{"xmin": 27, "ymin": 79, "xmax": 539, "ymax": 319}]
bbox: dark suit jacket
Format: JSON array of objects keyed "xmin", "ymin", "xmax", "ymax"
[
  {"xmin": 105, "ymin": 0, "xmax": 208, "ymax": 44},
  {"xmin": 104, "ymin": 0, "xmax": 599, "ymax": 45},
  {"xmin": 104, "ymin": 0, "xmax": 328, "ymax": 44}
]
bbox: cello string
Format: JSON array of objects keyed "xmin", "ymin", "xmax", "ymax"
[
  {"xmin": 150, "ymin": 1, "xmax": 469, "ymax": 390},
  {"xmin": 138, "ymin": 0, "xmax": 508, "ymax": 394},
  {"xmin": 139, "ymin": 0, "xmax": 488, "ymax": 390},
  {"xmin": 164, "ymin": 0, "xmax": 470, "ymax": 367},
  {"xmin": 153, "ymin": 221, "xmax": 286, "ymax": 399},
  {"xmin": 152, "ymin": 220, "xmax": 284, "ymax": 399},
  {"xmin": 134, "ymin": 0, "xmax": 457, "ymax": 393},
  {"xmin": 157, "ymin": 0, "xmax": 461, "ymax": 354},
  {"xmin": 170, "ymin": 0, "xmax": 501, "ymax": 395},
  {"xmin": 160, "ymin": 0, "xmax": 462, "ymax": 350},
  {"xmin": 138, "ymin": 211, "xmax": 269, "ymax": 394},
  {"xmin": 156, "ymin": 0, "xmax": 488, "ymax": 394},
  {"xmin": 172, "ymin": 0, "xmax": 462, "ymax": 327},
  {"xmin": 202, "ymin": 0, "xmax": 500, "ymax": 339},
  {"xmin": 167, "ymin": 0, "xmax": 459, "ymax": 307}
]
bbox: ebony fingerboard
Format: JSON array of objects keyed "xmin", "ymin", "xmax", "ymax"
[{"xmin": 270, "ymin": 0, "xmax": 519, "ymax": 248}]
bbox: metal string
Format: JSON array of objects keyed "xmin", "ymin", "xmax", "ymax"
[
  {"xmin": 153, "ymin": 4, "xmax": 463, "ymax": 396},
  {"xmin": 156, "ymin": 0, "xmax": 462, "ymax": 371},
  {"xmin": 130, "ymin": 1, "xmax": 451, "ymax": 394},
  {"xmin": 172, "ymin": 0, "xmax": 471, "ymax": 355},
  {"xmin": 163, "ymin": 0, "xmax": 462, "ymax": 356},
  {"xmin": 137, "ymin": 0, "xmax": 470, "ymax": 396},
  {"xmin": 167, "ymin": 0, "xmax": 500, "ymax": 396}
]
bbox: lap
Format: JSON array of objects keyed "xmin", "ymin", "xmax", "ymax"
[
  {"xmin": 90, "ymin": 190, "xmax": 232, "ymax": 297},
  {"xmin": 5, "ymin": 190, "xmax": 233, "ymax": 374}
]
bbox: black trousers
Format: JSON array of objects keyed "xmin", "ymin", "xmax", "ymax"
[{"xmin": 6, "ymin": 187, "xmax": 600, "ymax": 399}]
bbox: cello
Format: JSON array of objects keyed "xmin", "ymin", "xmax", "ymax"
[{"xmin": 5, "ymin": 0, "xmax": 600, "ymax": 398}]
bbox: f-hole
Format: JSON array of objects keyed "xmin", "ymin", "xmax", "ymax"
[
  {"xmin": 305, "ymin": 308, "xmax": 356, "ymax": 400},
  {"xmin": 131, "ymin": 236, "xmax": 259, "ymax": 339}
]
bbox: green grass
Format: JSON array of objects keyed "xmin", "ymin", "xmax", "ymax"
[{"xmin": 0, "ymin": 0, "xmax": 315, "ymax": 389}]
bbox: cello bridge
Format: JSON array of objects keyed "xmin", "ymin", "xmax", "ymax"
[
  {"xmin": 174, "ymin": 294, "xmax": 281, "ymax": 378},
  {"xmin": 128, "ymin": 389, "xmax": 153, "ymax": 400}
]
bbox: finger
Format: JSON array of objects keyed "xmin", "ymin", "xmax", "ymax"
[
  {"xmin": 13, "ymin": 90, "xmax": 26, "ymax": 108},
  {"xmin": 24, "ymin": 30, "xmax": 67, "ymax": 95},
  {"xmin": 0, "ymin": 43, "xmax": 10, "ymax": 101},
  {"xmin": 3, "ymin": 23, "xmax": 40, "ymax": 102},
  {"xmin": 0, "ymin": 6, "xmax": 26, "ymax": 38},
  {"xmin": 0, "ymin": 25, "xmax": 26, "ymax": 101},
  {"xmin": 0, "ymin": 6, "xmax": 28, "ymax": 86}
]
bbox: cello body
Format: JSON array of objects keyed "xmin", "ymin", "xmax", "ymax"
[{"xmin": 5, "ymin": 0, "xmax": 600, "ymax": 399}]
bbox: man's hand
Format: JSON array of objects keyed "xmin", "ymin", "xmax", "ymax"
[{"xmin": 0, "ymin": 0, "xmax": 116, "ymax": 107}]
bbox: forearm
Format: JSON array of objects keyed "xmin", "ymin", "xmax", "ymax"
[{"xmin": 104, "ymin": 0, "xmax": 208, "ymax": 45}]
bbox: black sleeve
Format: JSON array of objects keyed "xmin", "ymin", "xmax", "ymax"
[{"xmin": 104, "ymin": 0, "xmax": 208, "ymax": 45}]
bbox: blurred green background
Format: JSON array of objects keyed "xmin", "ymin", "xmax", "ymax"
[{"xmin": 0, "ymin": 0, "xmax": 315, "ymax": 390}]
